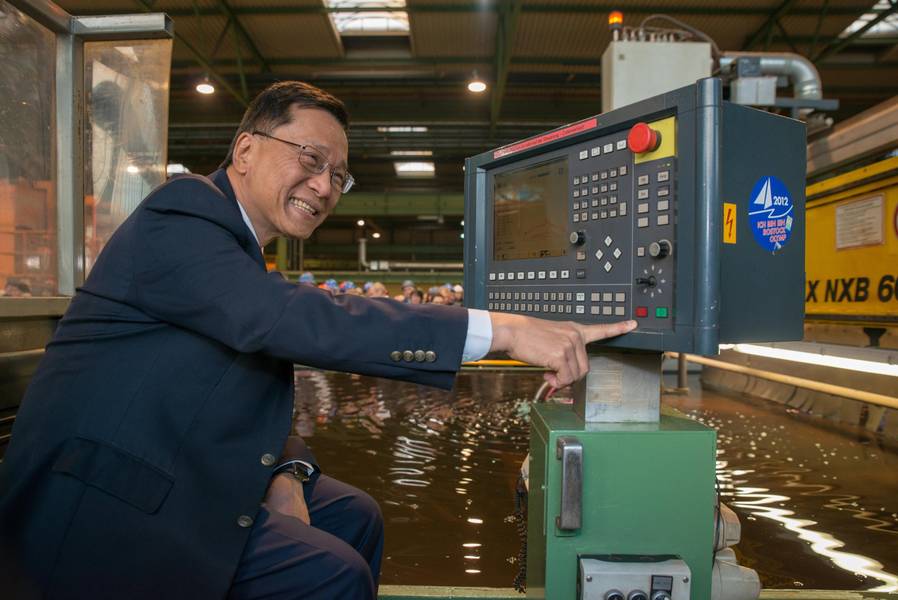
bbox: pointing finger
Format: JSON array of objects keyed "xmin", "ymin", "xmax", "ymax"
[{"xmin": 581, "ymin": 319, "xmax": 637, "ymax": 344}]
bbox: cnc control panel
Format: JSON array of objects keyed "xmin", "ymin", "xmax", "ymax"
[{"xmin": 464, "ymin": 78, "xmax": 807, "ymax": 355}]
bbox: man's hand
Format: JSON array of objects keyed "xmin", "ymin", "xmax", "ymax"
[
  {"xmin": 264, "ymin": 473, "xmax": 311, "ymax": 525},
  {"xmin": 488, "ymin": 313, "xmax": 637, "ymax": 388}
]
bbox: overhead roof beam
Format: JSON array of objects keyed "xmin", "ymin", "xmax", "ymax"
[
  {"xmin": 491, "ymin": 0, "xmax": 521, "ymax": 131},
  {"xmin": 133, "ymin": 0, "xmax": 248, "ymax": 106},
  {"xmin": 168, "ymin": 42, "xmax": 897, "ymax": 72},
  {"xmin": 215, "ymin": 0, "xmax": 271, "ymax": 73},
  {"xmin": 773, "ymin": 18, "xmax": 801, "ymax": 55},
  {"xmin": 742, "ymin": 0, "xmax": 798, "ymax": 51},
  {"xmin": 813, "ymin": 0, "xmax": 898, "ymax": 64},
  {"xmin": 83, "ymin": 3, "xmax": 885, "ymax": 18}
]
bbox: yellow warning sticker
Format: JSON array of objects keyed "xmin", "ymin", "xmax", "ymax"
[{"xmin": 723, "ymin": 203, "xmax": 737, "ymax": 244}]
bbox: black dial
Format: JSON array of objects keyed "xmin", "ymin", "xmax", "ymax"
[
  {"xmin": 569, "ymin": 230, "xmax": 586, "ymax": 245},
  {"xmin": 648, "ymin": 239, "xmax": 671, "ymax": 259}
]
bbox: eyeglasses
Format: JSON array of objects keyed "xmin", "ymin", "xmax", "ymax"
[{"xmin": 251, "ymin": 130, "xmax": 355, "ymax": 194}]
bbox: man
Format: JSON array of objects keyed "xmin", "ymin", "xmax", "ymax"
[
  {"xmin": 452, "ymin": 284, "xmax": 464, "ymax": 305},
  {"xmin": 0, "ymin": 81, "xmax": 635, "ymax": 599}
]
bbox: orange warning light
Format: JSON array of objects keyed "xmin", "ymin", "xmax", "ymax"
[{"xmin": 608, "ymin": 11, "xmax": 623, "ymax": 27}]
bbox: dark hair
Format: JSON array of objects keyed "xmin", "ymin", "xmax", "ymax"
[{"xmin": 220, "ymin": 81, "xmax": 349, "ymax": 169}]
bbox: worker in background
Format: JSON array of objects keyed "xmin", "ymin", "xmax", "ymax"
[
  {"xmin": 453, "ymin": 284, "xmax": 464, "ymax": 306},
  {"xmin": 366, "ymin": 281, "xmax": 389, "ymax": 298},
  {"xmin": 0, "ymin": 81, "xmax": 636, "ymax": 600}
]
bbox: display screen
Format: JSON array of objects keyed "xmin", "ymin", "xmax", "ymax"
[{"xmin": 493, "ymin": 157, "xmax": 569, "ymax": 261}]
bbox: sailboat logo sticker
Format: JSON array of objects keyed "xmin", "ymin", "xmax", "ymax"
[{"xmin": 748, "ymin": 176, "xmax": 794, "ymax": 252}]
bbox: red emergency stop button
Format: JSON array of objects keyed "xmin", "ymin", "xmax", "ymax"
[{"xmin": 627, "ymin": 122, "xmax": 661, "ymax": 154}]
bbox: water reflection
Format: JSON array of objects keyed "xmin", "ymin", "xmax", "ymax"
[
  {"xmin": 669, "ymin": 377, "xmax": 898, "ymax": 591},
  {"xmin": 294, "ymin": 369, "xmax": 898, "ymax": 590}
]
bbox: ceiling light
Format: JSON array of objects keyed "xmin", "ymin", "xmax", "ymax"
[
  {"xmin": 196, "ymin": 77, "xmax": 215, "ymax": 95},
  {"xmin": 356, "ymin": 219, "xmax": 365, "ymax": 226},
  {"xmin": 467, "ymin": 72, "xmax": 487, "ymax": 93},
  {"xmin": 390, "ymin": 150, "xmax": 433, "ymax": 156},
  {"xmin": 372, "ymin": 232, "xmax": 381, "ymax": 239},
  {"xmin": 377, "ymin": 126, "xmax": 428, "ymax": 133},
  {"xmin": 394, "ymin": 161, "xmax": 435, "ymax": 178}
]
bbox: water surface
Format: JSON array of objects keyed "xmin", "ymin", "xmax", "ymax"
[{"xmin": 293, "ymin": 369, "xmax": 898, "ymax": 590}]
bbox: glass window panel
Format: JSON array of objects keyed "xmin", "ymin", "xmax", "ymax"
[
  {"xmin": 83, "ymin": 39, "xmax": 171, "ymax": 273},
  {"xmin": 0, "ymin": 1, "xmax": 58, "ymax": 297}
]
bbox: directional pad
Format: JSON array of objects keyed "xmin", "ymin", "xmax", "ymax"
[
  {"xmin": 604, "ymin": 235, "xmax": 613, "ymax": 247},
  {"xmin": 613, "ymin": 247, "xmax": 622, "ymax": 259},
  {"xmin": 604, "ymin": 261, "xmax": 613, "ymax": 273},
  {"xmin": 594, "ymin": 249, "xmax": 603, "ymax": 260}
]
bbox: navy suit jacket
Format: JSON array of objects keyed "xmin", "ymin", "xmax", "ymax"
[{"xmin": 0, "ymin": 169, "xmax": 468, "ymax": 599}]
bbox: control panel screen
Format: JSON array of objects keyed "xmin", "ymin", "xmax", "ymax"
[{"xmin": 493, "ymin": 157, "xmax": 569, "ymax": 261}]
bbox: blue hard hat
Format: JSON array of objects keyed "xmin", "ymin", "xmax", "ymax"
[
  {"xmin": 363, "ymin": 281, "xmax": 374, "ymax": 292},
  {"xmin": 324, "ymin": 278, "xmax": 338, "ymax": 290},
  {"xmin": 298, "ymin": 272, "xmax": 316, "ymax": 284}
]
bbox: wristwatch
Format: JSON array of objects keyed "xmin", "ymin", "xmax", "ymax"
[{"xmin": 273, "ymin": 460, "xmax": 314, "ymax": 483}]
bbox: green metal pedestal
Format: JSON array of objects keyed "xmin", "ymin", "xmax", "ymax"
[{"xmin": 527, "ymin": 403, "xmax": 717, "ymax": 600}]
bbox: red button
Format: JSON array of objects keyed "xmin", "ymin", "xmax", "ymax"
[
  {"xmin": 627, "ymin": 122, "xmax": 661, "ymax": 154},
  {"xmin": 635, "ymin": 306, "xmax": 648, "ymax": 318}
]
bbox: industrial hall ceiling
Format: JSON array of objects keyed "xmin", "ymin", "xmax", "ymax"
[{"xmin": 54, "ymin": 0, "xmax": 898, "ymax": 270}]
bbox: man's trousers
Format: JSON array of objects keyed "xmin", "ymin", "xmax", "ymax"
[{"xmin": 228, "ymin": 474, "xmax": 384, "ymax": 599}]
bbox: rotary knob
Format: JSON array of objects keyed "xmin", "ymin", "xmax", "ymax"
[
  {"xmin": 627, "ymin": 122, "xmax": 662, "ymax": 154},
  {"xmin": 648, "ymin": 239, "xmax": 671, "ymax": 259},
  {"xmin": 569, "ymin": 230, "xmax": 586, "ymax": 246}
]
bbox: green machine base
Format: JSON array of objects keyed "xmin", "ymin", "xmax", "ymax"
[{"xmin": 527, "ymin": 403, "xmax": 717, "ymax": 600}]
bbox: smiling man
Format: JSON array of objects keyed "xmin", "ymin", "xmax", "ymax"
[{"xmin": 0, "ymin": 82, "xmax": 635, "ymax": 600}]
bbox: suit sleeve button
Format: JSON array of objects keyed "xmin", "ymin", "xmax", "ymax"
[
  {"xmin": 402, "ymin": 350, "xmax": 414, "ymax": 362},
  {"xmin": 425, "ymin": 351, "xmax": 437, "ymax": 362},
  {"xmin": 237, "ymin": 515, "xmax": 254, "ymax": 528},
  {"xmin": 390, "ymin": 350, "xmax": 402, "ymax": 362},
  {"xmin": 414, "ymin": 350, "xmax": 425, "ymax": 362},
  {"xmin": 261, "ymin": 453, "xmax": 276, "ymax": 467}
]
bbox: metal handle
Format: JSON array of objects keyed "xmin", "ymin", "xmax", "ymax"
[{"xmin": 555, "ymin": 436, "xmax": 583, "ymax": 531}]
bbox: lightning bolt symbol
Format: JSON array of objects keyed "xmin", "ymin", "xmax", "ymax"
[{"xmin": 726, "ymin": 209, "xmax": 734, "ymax": 238}]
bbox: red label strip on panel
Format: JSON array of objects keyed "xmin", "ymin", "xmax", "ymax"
[{"xmin": 492, "ymin": 118, "xmax": 598, "ymax": 159}]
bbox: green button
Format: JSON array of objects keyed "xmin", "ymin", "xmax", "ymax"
[{"xmin": 655, "ymin": 307, "xmax": 669, "ymax": 318}]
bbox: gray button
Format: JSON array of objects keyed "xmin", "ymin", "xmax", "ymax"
[
  {"xmin": 261, "ymin": 453, "xmax": 276, "ymax": 467},
  {"xmin": 237, "ymin": 515, "xmax": 254, "ymax": 528},
  {"xmin": 403, "ymin": 350, "xmax": 414, "ymax": 362},
  {"xmin": 414, "ymin": 350, "xmax": 426, "ymax": 362},
  {"xmin": 425, "ymin": 350, "xmax": 437, "ymax": 362},
  {"xmin": 390, "ymin": 350, "xmax": 402, "ymax": 362}
]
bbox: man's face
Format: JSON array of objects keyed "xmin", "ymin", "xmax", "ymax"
[{"xmin": 237, "ymin": 106, "xmax": 348, "ymax": 243}]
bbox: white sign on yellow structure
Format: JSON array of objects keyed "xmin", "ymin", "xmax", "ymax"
[{"xmin": 805, "ymin": 156, "xmax": 898, "ymax": 323}]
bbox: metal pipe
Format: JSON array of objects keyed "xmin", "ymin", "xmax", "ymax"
[
  {"xmin": 674, "ymin": 353, "xmax": 898, "ymax": 410},
  {"xmin": 386, "ymin": 261, "xmax": 464, "ymax": 270},
  {"xmin": 358, "ymin": 237, "xmax": 369, "ymax": 269},
  {"xmin": 720, "ymin": 51, "xmax": 822, "ymax": 101},
  {"xmin": 677, "ymin": 353, "xmax": 689, "ymax": 390}
]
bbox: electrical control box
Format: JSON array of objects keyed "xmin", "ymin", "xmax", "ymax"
[{"xmin": 463, "ymin": 78, "xmax": 806, "ymax": 355}]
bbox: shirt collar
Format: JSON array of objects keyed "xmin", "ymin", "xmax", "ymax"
[{"xmin": 235, "ymin": 198, "xmax": 261, "ymax": 248}]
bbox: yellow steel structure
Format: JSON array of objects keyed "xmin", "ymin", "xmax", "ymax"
[{"xmin": 805, "ymin": 156, "xmax": 898, "ymax": 324}]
